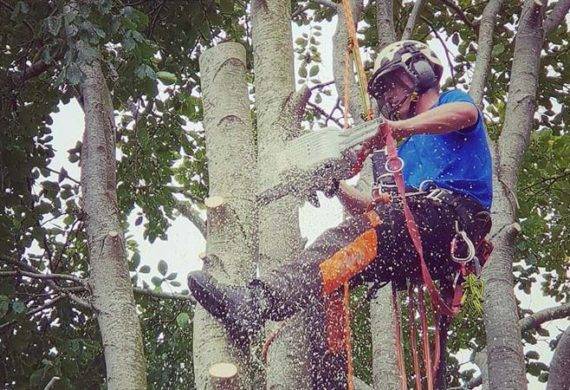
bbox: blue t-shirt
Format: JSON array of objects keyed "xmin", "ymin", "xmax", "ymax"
[{"xmin": 397, "ymin": 90, "xmax": 493, "ymax": 209}]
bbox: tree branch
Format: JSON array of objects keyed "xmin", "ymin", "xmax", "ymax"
[
  {"xmin": 420, "ymin": 16, "xmax": 456, "ymax": 85},
  {"xmin": 519, "ymin": 303, "xmax": 570, "ymax": 332},
  {"xmin": 0, "ymin": 270, "xmax": 84, "ymax": 285},
  {"xmin": 175, "ymin": 200, "xmax": 207, "ymax": 238},
  {"xmin": 307, "ymin": 102, "xmax": 343, "ymax": 128},
  {"xmin": 401, "ymin": 0, "xmax": 426, "ymax": 40},
  {"xmin": 543, "ymin": 0, "xmax": 570, "ymax": 36},
  {"xmin": 470, "ymin": 0, "xmax": 505, "ymax": 107},
  {"xmin": 313, "ymin": 0, "xmax": 340, "ymax": 11},
  {"xmin": 133, "ymin": 287, "xmax": 196, "ymax": 304},
  {"xmin": 440, "ymin": 0, "xmax": 476, "ymax": 30}
]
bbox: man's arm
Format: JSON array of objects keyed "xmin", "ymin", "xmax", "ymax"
[
  {"xmin": 337, "ymin": 181, "xmax": 373, "ymax": 216},
  {"xmin": 389, "ymin": 102, "xmax": 478, "ymax": 139}
]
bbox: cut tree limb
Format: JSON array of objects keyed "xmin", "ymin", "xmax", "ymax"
[
  {"xmin": 209, "ymin": 363, "xmax": 239, "ymax": 390},
  {"xmin": 193, "ymin": 42, "xmax": 257, "ymax": 389}
]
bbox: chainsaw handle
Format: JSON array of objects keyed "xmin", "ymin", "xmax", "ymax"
[{"xmin": 350, "ymin": 121, "xmax": 391, "ymax": 176}]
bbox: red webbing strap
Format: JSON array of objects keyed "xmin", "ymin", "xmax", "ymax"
[
  {"xmin": 344, "ymin": 283, "xmax": 355, "ymax": 390},
  {"xmin": 433, "ymin": 314, "xmax": 441, "ymax": 378},
  {"xmin": 391, "ymin": 285, "xmax": 408, "ymax": 390},
  {"xmin": 380, "ymin": 124, "xmax": 457, "ymax": 317},
  {"xmin": 418, "ymin": 288, "xmax": 434, "ymax": 390},
  {"xmin": 407, "ymin": 285, "xmax": 422, "ymax": 390}
]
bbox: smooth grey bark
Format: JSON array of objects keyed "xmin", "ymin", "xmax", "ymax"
[
  {"xmin": 371, "ymin": 287, "xmax": 401, "ymax": 390},
  {"xmin": 79, "ymin": 52, "xmax": 147, "ymax": 389},
  {"xmin": 546, "ymin": 325, "xmax": 570, "ymax": 390},
  {"xmin": 252, "ymin": 0, "xmax": 311, "ymax": 387},
  {"xmin": 376, "ymin": 0, "xmax": 398, "ymax": 50},
  {"xmin": 193, "ymin": 43, "xmax": 257, "ymax": 389},
  {"xmin": 364, "ymin": 13, "xmax": 402, "ymax": 390},
  {"xmin": 482, "ymin": 1, "xmax": 546, "ymax": 389},
  {"xmin": 470, "ymin": 0, "xmax": 505, "ymax": 107},
  {"xmin": 469, "ymin": 303, "xmax": 570, "ymax": 388}
]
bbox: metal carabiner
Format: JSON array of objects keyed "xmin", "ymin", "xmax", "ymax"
[
  {"xmin": 385, "ymin": 156, "xmax": 404, "ymax": 173},
  {"xmin": 450, "ymin": 220, "xmax": 476, "ymax": 264}
]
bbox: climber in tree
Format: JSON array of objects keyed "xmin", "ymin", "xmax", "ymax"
[{"xmin": 187, "ymin": 40, "xmax": 492, "ymax": 348}]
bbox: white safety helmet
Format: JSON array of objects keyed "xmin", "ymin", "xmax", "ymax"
[{"xmin": 368, "ymin": 40, "xmax": 443, "ymax": 118}]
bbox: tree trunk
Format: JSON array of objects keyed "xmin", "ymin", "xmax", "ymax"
[
  {"xmin": 546, "ymin": 325, "xmax": 570, "ymax": 390},
  {"xmin": 371, "ymin": 287, "xmax": 400, "ymax": 390},
  {"xmin": 193, "ymin": 42, "xmax": 257, "ymax": 389},
  {"xmin": 80, "ymin": 53, "xmax": 147, "ymax": 389},
  {"xmin": 251, "ymin": 0, "xmax": 313, "ymax": 387},
  {"xmin": 482, "ymin": 1, "xmax": 545, "ymax": 389}
]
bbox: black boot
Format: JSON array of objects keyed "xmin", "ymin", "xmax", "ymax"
[{"xmin": 187, "ymin": 271, "xmax": 273, "ymax": 344}]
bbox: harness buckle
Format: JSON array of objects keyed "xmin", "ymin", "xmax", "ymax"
[{"xmin": 425, "ymin": 188, "xmax": 450, "ymax": 203}]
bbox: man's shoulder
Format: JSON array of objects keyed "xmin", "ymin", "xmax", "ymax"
[{"xmin": 438, "ymin": 89, "xmax": 475, "ymax": 105}]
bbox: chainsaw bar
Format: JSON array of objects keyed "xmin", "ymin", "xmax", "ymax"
[{"xmin": 257, "ymin": 118, "xmax": 383, "ymax": 206}]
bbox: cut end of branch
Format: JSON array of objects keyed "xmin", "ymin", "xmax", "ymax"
[
  {"xmin": 204, "ymin": 196, "xmax": 226, "ymax": 209},
  {"xmin": 209, "ymin": 362, "xmax": 239, "ymax": 389},
  {"xmin": 108, "ymin": 230, "xmax": 119, "ymax": 238},
  {"xmin": 209, "ymin": 362, "xmax": 238, "ymax": 378}
]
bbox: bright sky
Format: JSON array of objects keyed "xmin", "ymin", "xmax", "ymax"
[{"xmin": 47, "ymin": 17, "xmax": 566, "ymax": 389}]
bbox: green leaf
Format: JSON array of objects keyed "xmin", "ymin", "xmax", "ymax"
[
  {"xmin": 309, "ymin": 65, "xmax": 319, "ymax": 77},
  {"xmin": 298, "ymin": 64, "xmax": 307, "ymax": 78},
  {"xmin": 492, "ymin": 43, "xmax": 505, "ymax": 57},
  {"xmin": 156, "ymin": 71, "xmax": 177, "ymax": 85},
  {"xmin": 139, "ymin": 265, "xmax": 151, "ymax": 274},
  {"xmin": 12, "ymin": 300, "xmax": 26, "ymax": 314},
  {"xmin": 0, "ymin": 295, "xmax": 9, "ymax": 317},
  {"xmin": 131, "ymin": 252, "xmax": 141, "ymax": 268},
  {"xmin": 135, "ymin": 64, "xmax": 156, "ymax": 80},
  {"xmin": 46, "ymin": 15, "xmax": 62, "ymax": 36},
  {"xmin": 166, "ymin": 272, "xmax": 177, "ymax": 281},
  {"xmin": 66, "ymin": 63, "xmax": 82, "ymax": 85},
  {"xmin": 176, "ymin": 312, "xmax": 190, "ymax": 328},
  {"xmin": 170, "ymin": 281, "xmax": 181, "ymax": 287},
  {"xmin": 158, "ymin": 259, "xmax": 168, "ymax": 276},
  {"xmin": 151, "ymin": 276, "xmax": 163, "ymax": 287}
]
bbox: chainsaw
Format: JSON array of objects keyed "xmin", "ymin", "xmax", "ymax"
[{"xmin": 257, "ymin": 118, "xmax": 386, "ymax": 206}]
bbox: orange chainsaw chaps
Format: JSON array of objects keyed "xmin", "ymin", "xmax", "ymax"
[{"xmin": 319, "ymin": 228, "xmax": 379, "ymax": 295}]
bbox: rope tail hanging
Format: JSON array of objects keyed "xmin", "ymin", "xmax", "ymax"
[{"xmin": 338, "ymin": 0, "xmax": 375, "ymax": 388}]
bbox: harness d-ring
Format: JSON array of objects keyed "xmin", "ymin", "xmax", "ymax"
[
  {"xmin": 450, "ymin": 220, "xmax": 476, "ymax": 264},
  {"xmin": 385, "ymin": 156, "xmax": 404, "ymax": 173}
]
